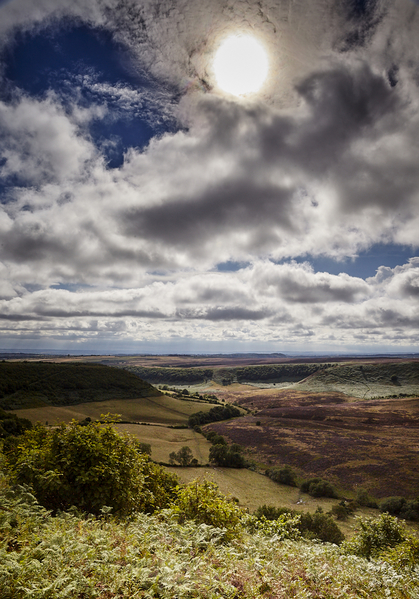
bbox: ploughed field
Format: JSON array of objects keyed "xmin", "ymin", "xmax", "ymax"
[{"xmin": 207, "ymin": 387, "xmax": 419, "ymax": 499}]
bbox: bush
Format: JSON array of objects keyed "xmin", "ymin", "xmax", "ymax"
[
  {"xmin": 330, "ymin": 500, "xmax": 357, "ymax": 521},
  {"xmin": 173, "ymin": 480, "xmax": 244, "ymax": 540},
  {"xmin": 266, "ymin": 465, "xmax": 297, "ymax": 487},
  {"xmin": 209, "ymin": 443, "xmax": 247, "ymax": 468},
  {"xmin": 342, "ymin": 513, "xmax": 408, "ymax": 560},
  {"xmin": 188, "ymin": 405, "xmax": 241, "ymax": 428},
  {"xmin": 300, "ymin": 478, "xmax": 337, "ymax": 498},
  {"xmin": 299, "ymin": 509, "xmax": 345, "ymax": 544},
  {"xmin": 4, "ymin": 421, "xmax": 176, "ymax": 516},
  {"xmin": 379, "ymin": 496, "xmax": 419, "ymax": 521},
  {"xmin": 253, "ymin": 504, "xmax": 344, "ymax": 544},
  {"xmin": 254, "ymin": 504, "xmax": 295, "ymax": 520},
  {"xmin": 356, "ymin": 488, "xmax": 378, "ymax": 508},
  {"xmin": 0, "ymin": 408, "xmax": 32, "ymax": 439}
]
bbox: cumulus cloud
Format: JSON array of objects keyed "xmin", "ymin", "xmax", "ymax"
[{"xmin": 0, "ymin": 0, "xmax": 418, "ymax": 351}]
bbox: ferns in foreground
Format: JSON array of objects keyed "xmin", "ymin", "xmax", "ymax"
[{"xmin": 1, "ymin": 484, "xmax": 418, "ymax": 599}]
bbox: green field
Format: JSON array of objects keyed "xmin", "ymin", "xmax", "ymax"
[
  {"xmin": 115, "ymin": 423, "xmax": 212, "ymax": 463},
  {"xmin": 12, "ymin": 394, "xmax": 219, "ymax": 426},
  {"xmin": 164, "ymin": 466, "xmax": 388, "ymax": 538}
]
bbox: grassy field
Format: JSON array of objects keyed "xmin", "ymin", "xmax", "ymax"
[
  {"xmin": 115, "ymin": 423, "xmax": 212, "ymax": 463},
  {"xmin": 165, "ymin": 466, "xmax": 383, "ymax": 538},
  {"xmin": 12, "ymin": 394, "xmax": 219, "ymax": 426}
]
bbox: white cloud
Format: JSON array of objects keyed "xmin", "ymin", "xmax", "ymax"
[{"xmin": 0, "ymin": 0, "xmax": 418, "ymax": 350}]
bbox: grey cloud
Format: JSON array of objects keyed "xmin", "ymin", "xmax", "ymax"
[
  {"xmin": 122, "ymin": 177, "xmax": 293, "ymax": 251},
  {"xmin": 177, "ymin": 305, "xmax": 271, "ymax": 321}
]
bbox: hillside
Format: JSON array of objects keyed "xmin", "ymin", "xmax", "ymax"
[
  {"xmin": 298, "ymin": 360, "xmax": 419, "ymax": 398},
  {"xmin": 0, "ymin": 362, "xmax": 160, "ymax": 410},
  {"xmin": 124, "ymin": 362, "xmax": 324, "ymax": 385}
]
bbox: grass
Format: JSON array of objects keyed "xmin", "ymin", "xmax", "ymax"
[
  {"xmin": 115, "ymin": 423, "xmax": 212, "ymax": 463},
  {"xmin": 298, "ymin": 361, "xmax": 419, "ymax": 398},
  {"xmin": 11, "ymin": 394, "xmax": 220, "ymax": 426}
]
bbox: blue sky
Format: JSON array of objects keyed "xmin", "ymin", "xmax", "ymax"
[{"xmin": 0, "ymin": 0, "xmax": 419, "ymax": 355}]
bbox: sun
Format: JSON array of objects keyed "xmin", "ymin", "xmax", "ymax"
[{"xmin": 213, "ymin": 34, "xmax": 269, "ymax": 97}]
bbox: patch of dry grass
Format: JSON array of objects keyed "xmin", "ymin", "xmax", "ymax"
[
  {"xmin": 115, "ymin": 423, "xmax": 212, "ymax": 463},
  {"xmin": 11, "ymin": 394, "xmax": 219, "ymax": 426}
]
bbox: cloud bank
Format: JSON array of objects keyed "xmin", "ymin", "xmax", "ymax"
[{"xmin": 0, "ymin": 0, "xmax": 418, "ymax": 352}]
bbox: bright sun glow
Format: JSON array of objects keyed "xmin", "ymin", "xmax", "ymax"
[{"xmin": 213, "ymin": 34, "xmax": 269, "ymax": 97}]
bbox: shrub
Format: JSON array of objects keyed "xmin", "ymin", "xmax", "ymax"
[
  {"xmin": 356, "ymin": 488, "xmax": 378, "ymax": 508},
  {"xmin": 380, "ymin": 496, "xmax": 406, "ymax": 516},
  {"xmin": 173, "ymin": 480, "xmax": 244, "ymax": 540},
  {"xmin": 188, "ymin": 404, "xmax": 241, "ymax": 428},
  {"xmin": 253, "ymin": 505, "xmax": 344, "ymax": 544},
  {"xmin": 379, "ymin": 496, "xmax": 419, "ymax": 521},
  {"xmin": 4, "ymin": 421, "xmax": 176, "ymax": 516},
  {"xmin": 0, "ymin": 408, "xmax": 32, "ymax": 439},
  {"xmin": 330, "ymin": 500, "xmax": 357, "ymax": 521},
  {"xmin": 209, "ymin": 443, "xmax": 247, "ymax": 468},
  {"xmin": 254, "ymin": 504, "xmax": 294, "ymax": 520},
  {"xmin": 266, "ymin": 465, "xmax": 297, "ymax": 487},
  {"xmin": 342, "ymin": 513, "xmax": 408, "ymax": 560},
  {"xmin": 138, "ymin": 442, "xmax": 152, "ymax": 456},
  {"xmin": 299, "ymin": 509, "xmax": 345, "ymax": 544},
  {"xmin": 300, "ymin": 478, "xmax": 337, "ymax": 498}
]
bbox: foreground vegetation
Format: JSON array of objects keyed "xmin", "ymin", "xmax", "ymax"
[{"xmin": 1, "ymin": 420, "xmax": 418, "ymax": 598}]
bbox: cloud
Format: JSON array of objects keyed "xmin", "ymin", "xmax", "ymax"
[{"xmin": 0, "ymin": 0, "xmax": 418, "ymax": 351}]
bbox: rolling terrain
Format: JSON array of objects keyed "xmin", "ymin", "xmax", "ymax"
[{"xmin": 6, "ymin": 355, "xmax": 419, "ymax": 501}]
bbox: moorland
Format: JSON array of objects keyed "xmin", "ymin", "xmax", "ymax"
[{"xmin": 1, "ymin": 354, "xmax": 419, "ymax": 597}]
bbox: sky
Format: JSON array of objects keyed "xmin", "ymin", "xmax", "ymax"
[{"xmin": 0, "ymin": 0, "xmax": 419, "ymax": 355}]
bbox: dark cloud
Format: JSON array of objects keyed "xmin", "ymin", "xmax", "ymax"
[{"xmin": 0, "ymin": 0, "xmax": 418, "ymax": 351}]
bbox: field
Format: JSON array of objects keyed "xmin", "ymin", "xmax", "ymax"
[
  {"xmin": 12, "ymin": 394, "xmax": 219, "ymax": 426},
  {"xmin": 115, "ymin": 423, "xmax": 212, "ymax": 463}
]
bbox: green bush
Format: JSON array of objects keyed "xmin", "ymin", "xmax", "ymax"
[
  {"xmin": 356, "ymin": 488, "xmax": 378, "ymax": 508},
  {"xmin": 209, "ymin": 443, "xmax": 247, "ymax": 468},
  {"xmin": 299, "ymin": 509, "xmax": 344, "ymax": 544},
  {"xmin": 188, "ymin": 404, "xmax": 241, "ymax": 427},
  {"xmin": 254, "ymin": 505, "xmax": 344, "ymax": 545},
  {"xmin": 330, "ymin": 500, "xmax": 357, "ymax": 521},
  {"xmin": 342, "ymin": 513, "xmax": 408, "ymax": 560},
  {"xmin": 173, "ymin": 480, "xmax": 244, "ymax": 540},
  {"xmin": 254, "ymin": 504, "xmax": 293, "ymax": 521},
  {"xmin": 379, "ymin": 496, "xmax": 419, "ymax": 521},
  {"xmin": 0, "ymin": 408, "xmax": 32, "ymax": 439},
  {"xmin": 4, "ymin": 421, "xmax": 176, "ymax": 516},
  {"xmin": 266, "ymin": 465, "xmax": 297, "ymax": 486},
  {"xmin": 169, "ymin": 446, "xmax": 195, "ymax": 466},
  {"xmin": 300, "ymin": 478, "xmax": 338, "ymax": 498}
]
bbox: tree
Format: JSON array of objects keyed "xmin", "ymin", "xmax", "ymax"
[
  {"xmin": 209, "ymin": 443, "xmax": 246, "ymax": 468},
  {"xmin": 169, "ymin": 446, "xmax": 194, "ymax": 466}
]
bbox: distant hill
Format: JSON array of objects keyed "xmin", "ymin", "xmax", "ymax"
[
  {"xmin": 125, "ymin": 363, "xmax": 325, "ymax": 385},
  {"xmin": 0, "ymin": 362, "xmax": 160, "ymax": 410},
  {"xmin": 298, "ymin": 361, "xmax": 419, "ymax": 398}
]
